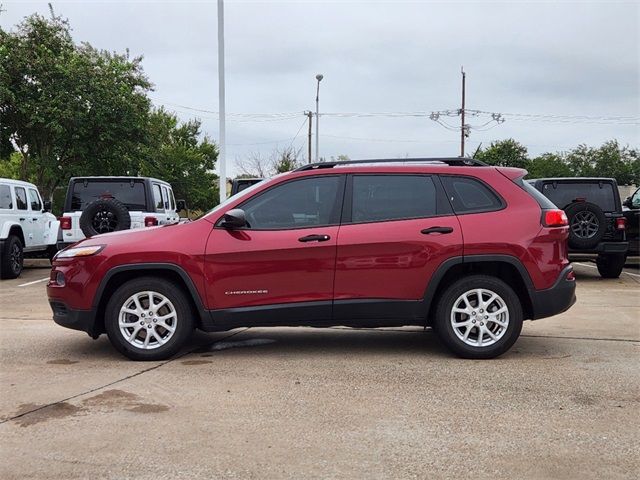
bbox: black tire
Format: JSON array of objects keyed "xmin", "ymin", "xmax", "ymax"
[
  {"xmin": 0, "ymin": 235, "xmax": 24, "ymax": 279},
  {"xmin": 596, "ymin": 253, "xmax": 626, "ymax": 279},
  {"xmin": 434, "ymin": 275, "xmax": 523, "ymax": 359},
  {"xmin": 47, "ymin": 245, "xmax": 58, "ymax": 264},
  {"xmin": 565, "ymin": 202, "xmax": 606, "ymax": 250},
  {"xmin": 79, "ymin": 198, "xmax": 131, "ymax": 238},
  {"xmin": 105, "ymin": 277, "xmax": 195, "ymax": 361}
]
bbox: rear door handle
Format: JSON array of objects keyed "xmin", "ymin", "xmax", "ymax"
[
  {"xmin": 19, "ymin": 218, "xmax": 25, "ymax": 221},
  {"xmin": 32, "ymin": 218, "xmax": 38, "ymax": 221},
  {"xmin": 421, "ymin": 226, "xmax": 454, "ymax": 235},
  {"xmin": 298, "ymin": 234, "xmax": 331, "ymax": 242}
]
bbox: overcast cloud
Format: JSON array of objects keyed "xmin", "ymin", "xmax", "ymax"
[{"xmin": 2, "ymin": 0, "xmax": 638, "ymax": 175}]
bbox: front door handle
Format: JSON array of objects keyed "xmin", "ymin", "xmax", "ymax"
[
  {"xmin": 19, "ymin": 218, "xmax": 25, "ymax": 221},
  {"xmin": 298, "ymin": 234, "xmax": 331, "ymax": 243},
  {"xmin": 421, "ymin": 226, "xmax": 454, "ymax": 235},
  {"xmin": 32, "ymin": 218, "xmax": 38, "ymax": 221}
]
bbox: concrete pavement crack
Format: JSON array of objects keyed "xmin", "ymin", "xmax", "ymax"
[{"xmin": 0, "ymin": 328, "xmax": 250, "ymax": 426}]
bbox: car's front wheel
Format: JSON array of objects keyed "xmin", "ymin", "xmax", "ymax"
[
  {"xmin": 105, "ymin": 277, "xmax": 195, "ymax": 361},
  {"xmin": 434, "ymin": 275, "xmax": 523, "ymax": 359}
]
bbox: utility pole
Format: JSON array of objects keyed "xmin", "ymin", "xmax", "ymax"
[
  {"xmin": 307, "ymin": 111, "xmax": 313, "ymax": 164},
  {"xmin": 315, "ymin": 74, "xmax": 323, "ymax": 162},
  {"xmin": 460, "ymin": 66, "xmax": 466, "ymax": 158},
  {"xmin": 217, "ymin": 0, "xmax": 227, "ymax": 202}
]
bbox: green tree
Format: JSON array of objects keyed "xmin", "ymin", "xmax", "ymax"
[
  {"xmin": 272, "ymin": 146, "xmax": 301, "ymax": 174},
  {"xmin": 0, "ymin": 11, "xmax": 152, "ymax": 199},
  {"xmin": 474, "ymin": 139, "xmax": 530, "ymax": 169},
  {"xmin": 138, "ymin": 109, "xmax": 218, "ymax": 211},
  {"xmin": 527, "ymin": 152, "xmax": 572, "ymax": 178}
]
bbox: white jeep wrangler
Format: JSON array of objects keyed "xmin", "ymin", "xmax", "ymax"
[
  {"xmin": 58, "ymin": 177, "xmax": 184, "ymax": 249},
  {"xmin": 0, "ymin": 178, "xmax": 60, "ymax": 279}
]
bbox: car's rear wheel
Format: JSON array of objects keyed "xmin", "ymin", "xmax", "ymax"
[
  {"xmin": 434, "ymin": 275, "xmax": 523, "ymax": 359},
  {"xmin": 1, "ymin": 235, "xmax": 24, "ymax": 279},
  {"xmin": 105, "ymin": 277, "xmax": 195, "ymax": 361},
  {"xmin": 596, "ymin": 253, "xmax": 626, "ymax": 279}
]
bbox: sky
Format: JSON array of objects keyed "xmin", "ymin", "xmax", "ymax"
[{"xmin": 1, "ymin": 0, "xmax": 639, "ymax": 176}]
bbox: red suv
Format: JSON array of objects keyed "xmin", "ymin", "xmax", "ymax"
[{"xmin": 47, "ymin": 158, "xmax": 576, "ymax": 361}]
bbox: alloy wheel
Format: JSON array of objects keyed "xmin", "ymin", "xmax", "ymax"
[
  {"xmin": 10, "ymin": 242, "xmax": 22, "ymax": 274},
  {"xmin": 119, "ymin": 291, "xmax": 177, "ymax": 350},
  {"xmin": 450, "ymin": 288, "xmax": 509, "ymax": 347},
  {"xmin": 570, "ymin": 210, "xmax": 599, "ymax": 239}
]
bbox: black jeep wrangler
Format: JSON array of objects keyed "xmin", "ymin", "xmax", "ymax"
[{"xmin": 528, "ymin": 177, "xmax": 628, "ymax": 278}]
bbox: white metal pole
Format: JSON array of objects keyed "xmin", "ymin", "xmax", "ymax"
[
  {"xmin": 217, "ymin": 0, "xmax": 227, "ymax": 203},
  {"xmin": 315, "ymin": 91, "xmax": 319, "ymax": 162}
]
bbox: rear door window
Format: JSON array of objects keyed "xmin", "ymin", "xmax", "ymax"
[
  {"xmin": 0, "ymin": 185, "xmax": 12, "ymax": 209},
  {"xmin": 441, "ymin": 176, "xmax": 504, "ymax": 214},
  {"xmin": 28, "ymin": 189, "xmax": 42, "ymax": 211},
  {"xmin": 541, "ymin": 182, "xmax": 617, "ymax": 211},
  {"xmin": 15, "ymin": 187, "xmax": 28, "ymax": 210},
  {"xmin": 351, "ymin": 175, "xmax": 437, "ymax": 223},
  {"xmin": 71, "ymin": 180, "xmax": 147, "ymax": 211}
]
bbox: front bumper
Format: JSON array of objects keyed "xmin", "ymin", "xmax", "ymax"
[
  {"xmin": 530, "ymin": 265, "xmax": 577, "ymax": 320},
  {"xmin": 49, "ymin": 301, "xmax": 100, "ymax": 338}
]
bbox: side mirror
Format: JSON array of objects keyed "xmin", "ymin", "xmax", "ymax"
[
  {"xmin": 176, "ymin": 199, "xmax": 187, "ymax": 211},
  {"xmin": 43, "ymin": 201, "xmax": 52, "ymax": 212},
  {"xmin": 220, "ymin": 208, "xmax": 247, "ymax": 229}
]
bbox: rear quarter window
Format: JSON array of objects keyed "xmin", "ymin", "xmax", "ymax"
[
  {"xmin": 441, "ymin": 176, "xmax": 504, "ymax": 214},
  {"xmin": 0, "ymin": 185, "xmax": 12, "ymax": 209}
]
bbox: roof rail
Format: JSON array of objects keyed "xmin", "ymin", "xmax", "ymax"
[{"xmin": 294, "ymin": 157, "xmax": 488, "ymax": 172}]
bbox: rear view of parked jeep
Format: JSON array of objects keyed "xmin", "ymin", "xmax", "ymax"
[
  {"xmin": 528, "ymin": 178, "xmax": 628, "ymax": 278},
  {"xmin": 57, "ymin": 177, "xmax": 185, "ymax": 249}
]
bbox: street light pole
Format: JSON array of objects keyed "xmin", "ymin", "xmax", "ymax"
[
  {"xmin": 315, "ymin": 74, "xmax": 323, "ymax": 162},
  {"xmin": 217, "ymin": 0, "xmax": 227, "ymax": 203}
]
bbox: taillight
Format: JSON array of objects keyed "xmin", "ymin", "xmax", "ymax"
[
  {"xmin": 542, "ymin": 209, "xmax": 568, "ymax": 227},
  {"xmin": 59, "ymin": 217, "xmax": 72, "ymax": 230},
  {"xmin": 616, "ymin": 217, "xmax": 626, "ymax": 230},
  {"xmin": 144, "ymin": 216, "xmax": 158, "ymax": 227}
]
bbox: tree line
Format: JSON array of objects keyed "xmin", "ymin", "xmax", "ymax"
[
  {"xmin": 0, "ymin": 10, "xmax": 218, "ymax": 212},
  {"xmin": 473, "ymin": 139, "xmax": 639, "ymax": 185}
]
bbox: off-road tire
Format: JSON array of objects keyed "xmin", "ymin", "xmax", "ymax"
[
  {"xmin": 596, "ymin": 253, "xmax": 626, "ymax": 279},
  {"xmin": 0, "ymin": 235, "xmax": 24, "ymax": 279},
  {"xmin": 79, "ymin": 198, "xmax": 131, "ymax": 238},
  {"xmin": 565, "ymin": 202, "xmax": 606, "ymax": 250},
  {"xmin": 434, "ymin": 275, "xmax": 523, "ymax": 359},
  {"xmin": 105, "ymin": 277, "xmax": 195, "ymax": 361}
]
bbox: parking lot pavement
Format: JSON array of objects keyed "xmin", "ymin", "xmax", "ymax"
[{"xmin": 0, "ymin": 261, "xmax": 638, "ymax": 479}]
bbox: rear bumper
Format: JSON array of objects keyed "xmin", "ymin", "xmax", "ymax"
[
  {"xmin": 569, "ymin": 241, "xmax": 628, "ymax": 255},
  {"xmin": 530, "ymin": 265, "xmax": 576, "ymax": 320},
  {"xmin": 49, "ymin": 301, "xmax": 99, "ymax": 338}
]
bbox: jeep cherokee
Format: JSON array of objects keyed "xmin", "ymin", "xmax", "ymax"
[{"xmin": 47, "ymin": 158, "xmax": 576, "ymax": 361}]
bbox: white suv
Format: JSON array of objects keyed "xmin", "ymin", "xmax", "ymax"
[
  {"xmin": 0, "ymin": 178, "xmax": 60, "ymax": 279},
  {"xmin": 58, "ymin": 177, "xmax": 184, "ymax": 249}
]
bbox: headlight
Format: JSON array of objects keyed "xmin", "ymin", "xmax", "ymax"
[{"xmin": 55, "ymin": 245, "xmax": 105, "ymax": 259}]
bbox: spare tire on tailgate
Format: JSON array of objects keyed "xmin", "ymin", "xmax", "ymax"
[
  {"xmin": 564, "ymin": 201, "xmax": 606, "ymax": 250},
  {"xmin": 80, "ymin": 198, "xmax": 131, "ymax": 238}
]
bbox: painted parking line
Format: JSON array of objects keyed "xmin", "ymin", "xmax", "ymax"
[
  {"xmin": 574, "ymin": 262, "xmax": 640, "ymax": 278},
  {"xmin": 17, "ymin": 277, "xmax": 49, "ymax": 287}
]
